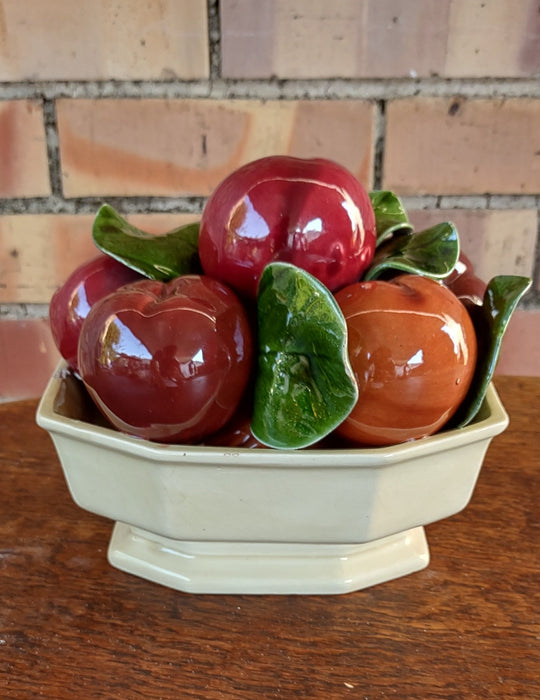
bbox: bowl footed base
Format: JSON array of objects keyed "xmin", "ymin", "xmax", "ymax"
[{"xmin": 107, "ymin": 523, "xmax": 430, "ymax": 595}]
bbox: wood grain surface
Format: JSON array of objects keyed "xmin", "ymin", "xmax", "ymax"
[{"xmin": 1, "ymin": 376, "xmax": 538, "ymax": 699}]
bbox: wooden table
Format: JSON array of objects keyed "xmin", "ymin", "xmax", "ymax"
[{"xmin": 1, "ymin": 376, "xmax": 538, "ymax": 699}]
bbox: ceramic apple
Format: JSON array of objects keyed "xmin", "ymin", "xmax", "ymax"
[
  {"xmin": 201, "ymin": 392, "xmax": 263, "ymax": 448},
  {"xmin": 445, "ymin": 251, "xmax": 486, "ymax": 308},
  {"xmin": 77, "ymin": 275, "xmax": 253, "ymax": 443},
  {"xmin": 198, "ymin": 156, "xmax": 377, "ymax": 298},
  {"xmin": 335, "ymin": 274, "xmax": 478, "ymax": 446},
  {"xmin": 49, "ymin": 254, "xmax": 143, "ymax": 373}
]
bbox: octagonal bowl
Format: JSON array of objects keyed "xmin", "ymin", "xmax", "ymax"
[{"xmin": 36, "ymin": 361, "xmax": 508, "ymax": 595}]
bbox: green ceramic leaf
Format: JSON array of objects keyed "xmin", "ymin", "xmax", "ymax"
[
  {"xmin": 92, "ymin": 204, "xmax": 202, "ymax": 281},
  {"xmin": 369, "ymin": 190, "xmax": 413, "ymax": 246},
  {"xmin": 251, "ymin": 262, "xmax": 358, "ymax": 450},
  {"xmin": 452, "ymin": 275, "xmax": 532, "ymax": 428},
  {"xmin": 363, "ymin": 222, "xmax": 459, "ymax": 281}
]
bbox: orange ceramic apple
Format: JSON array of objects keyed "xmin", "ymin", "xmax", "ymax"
[{"xmin": 335, "ymin": 274, "xmax": 478, "ymax": 446}]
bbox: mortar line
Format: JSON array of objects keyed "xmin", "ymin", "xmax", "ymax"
[
  {"xmin": 42, "ymin": 98, "xmax": 63, "ymax": 198},
  {"xmin": 372, "ymin": 100, "xmax": 386, "ymax": 190},
  {"xmin": 1, "ymin": 77, "xmax": 540, "ymax": 101},
  {"xmin": 207, "ymin": 0, "xmax": 222, "ymax": 82},
  {"xmin": 0, "ymin": 196, "xmax": 207, "ymax": 216},
  {"xmin": 0, "ymin": 304, "xmax": 50, "ymax": 319},
  {"xmin": 2, "ymin": 194, "xmax": 538, "ymax": 217}
]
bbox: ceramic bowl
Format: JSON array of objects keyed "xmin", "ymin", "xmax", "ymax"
[{"xmin": 36, "ymin": 361, "xmax": 509, "ymax": 595}]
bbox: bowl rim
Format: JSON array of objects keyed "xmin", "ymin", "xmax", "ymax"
[{"xmin": 36, "ymin": 361, "xmax": 509, "ymax": 468}]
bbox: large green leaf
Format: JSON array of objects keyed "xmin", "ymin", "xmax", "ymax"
[
  {"xmin": 251, "ymin": 262, "xmax": 358, "ymax": 450},
  {"xmin": 369, "ymin": 190, "xmax": 413, "ymax": 246},
  {"xmin": 363, "ymin": 222, "xmax": 459, "ymax": 281},
  {"xmin": 92, "ymin": 204, "xmax": 202, "ymax": 281},
  {"xmin": 452, "ymin": 275, "xmax": 532, "ymax": 428}
]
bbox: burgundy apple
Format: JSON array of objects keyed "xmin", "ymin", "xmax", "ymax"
[
  {"xmin": 77, "ymin": 275, "xmax": 253, "ymax": 444},
  {"xmin": 49, "ymin": 254, "xmax": 143, "ymax": 373},
  {"xmin": 445, "ymin": 251, "xmax": 486, "ymax": 309},
  {"xmin": 335, "ymin": 275, "xmax": 478, "ymax": 446},
  {"xmin": 198, "ymin": 156, "xmax": 377, "ymax": 299},
  {"xmin": 201, "ymin": 397, "xmax": 263, "ymax": 448}
]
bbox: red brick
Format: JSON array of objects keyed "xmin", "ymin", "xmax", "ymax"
[
  {"xmin": 57, "ymin": 99, "xmax": 376, "ymax": 197},
  {"xmin": 0, "ymin": 319, "xmax": 60, "ymax": 402},
  {"xmin": 0, "ymin": 101, "xmax": 50, "ymax": 197},
  {"xmin": 407, "ymin": 210, "xmax": 538, "ymax": 377},
  {"xmin": 495, "ymin": 310, "xmax": 540, "ymax": 377},
  {"xmin": 0, "ymin": 0, "xmax": 209, "ymax": 81},
  {"xmin": 384, "ymin": 98, "xmax": 540, "ymax": 195},
  {"xmin": 0, "ymin": 213, "xmax": 198, "ymax": 304},
  {"xmin": 408, "ymin": 209, "xmax": 537, "ymax": 283},
  {"xmin": 221, "ymin": 0, "xmax": 539, "ymax": 79},
  {"xmin": 446, "ymin": 0, "xmax": 540, "ymax": 78}
]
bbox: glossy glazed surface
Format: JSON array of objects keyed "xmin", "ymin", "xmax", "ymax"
[
  {"xmin": 49, "ymin": 254, "xmax": 143, "ymax": 372},
  {"xmin": 201, "ymin": 392, "xmax": 263, "ymax": 448},
  {"xmin": 199, "ymin": 156, "xmax": 376, "ymax": 299},
  {"xmin": 78, "ymin": 275, "xmax": 253, "ymax": 443},
  {"xmin": 445, "ymin": 251, "xmax": 486, "ymax": 308},
  {"xmin": 335, "ymin": 275, "xmax": 478, "ymax": 446},
  {"xmin": 36, "ymin": 359, "xmax": 509, "ymax": 554},
  {"xmin": 252, "ymin": 262, "xmax": 358, "ymax": 449}
]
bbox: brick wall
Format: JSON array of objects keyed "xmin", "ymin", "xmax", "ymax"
[{"xmin": 1, "ymin": 0, "xmax": 539, "ymax": 400}]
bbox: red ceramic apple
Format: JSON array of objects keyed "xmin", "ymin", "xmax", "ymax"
[
  {"xmin": 335, "ymin": 274, "xmax": 478, "ymax": 446},
  {"xmin": 49, "ymin": 254, "xmax": 143, "ymax": 373},
  {"xmin": 445, "ymin": 251, "xmax": 486, "ymax": 308},
  {"xmin": 77, "ymin": 275, "xmax": 253, "ymax": 443},
  {"xmin": 201, "ymin": 394, "xmax": 263, "ymax": 448},
  {"xmin": 198, "ymin": 156, "xmax": 377, "ymax": 299}
]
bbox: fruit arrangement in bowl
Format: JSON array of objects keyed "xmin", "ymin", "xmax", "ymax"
[{"xmin": 37, "ymin": 156, "xmax": 530, "ymax": 594}]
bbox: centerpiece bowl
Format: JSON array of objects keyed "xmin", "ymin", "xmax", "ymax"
[{"xmin": 37, "ymin": 361, "xmax": 508, "ymax": 595}]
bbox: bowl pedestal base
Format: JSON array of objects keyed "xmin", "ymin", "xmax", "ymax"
[{"xmin": 107, "ymin": 522, "xmax": 430, "ymax": 595}]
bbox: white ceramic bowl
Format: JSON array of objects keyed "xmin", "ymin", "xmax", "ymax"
[{"xmin": 36, "ymin": 361, "xmax": 509, "ymax": 595}]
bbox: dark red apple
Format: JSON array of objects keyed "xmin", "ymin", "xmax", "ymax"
[
  {"xmin": 201, "ymin": 398, "xmax": 263, "ymax": 449},
  {"xmin": 49, "ymin": 254, "xmax": 143, "ymax": 373},
  {"xmin": 445, "ymin": 251, "xmax": 486, "ymax": 308},
  {"xmin": 77, "ymin": 275, "xmax": 253, "ymax": 444},
  {"xmin": 335, "ymin": 274, "xmax": 477, "ymax": 446},
  {"xmin": 198, "ymin": 156, "xmax": 377, "ymax": 299}
]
